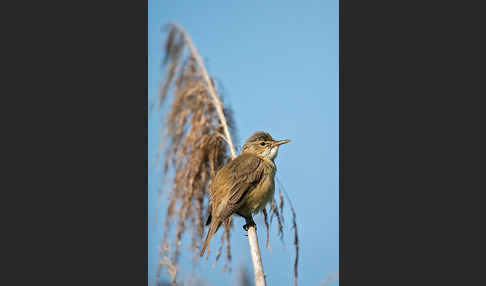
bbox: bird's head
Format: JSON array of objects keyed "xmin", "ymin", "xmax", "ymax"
[{"xmin": 241, "ymin": 131, "xmax": 291, "ymax": 160}]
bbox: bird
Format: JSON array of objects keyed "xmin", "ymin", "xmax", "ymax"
[{"xmin": 200, "ymin": 131, "xmax": 290, "ymax": 257}]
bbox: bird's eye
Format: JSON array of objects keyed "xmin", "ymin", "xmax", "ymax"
[{"xmin": 260, "ymin": 142, "xmax": 266, "ymax": 146}]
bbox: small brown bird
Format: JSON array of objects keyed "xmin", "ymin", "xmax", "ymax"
[{"xmin": 200, "ymin": 131, "xmax": 290, "ymax": 257}]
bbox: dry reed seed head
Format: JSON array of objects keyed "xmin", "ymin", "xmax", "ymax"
[
  {"xmin": 262, "ymin": 208, "xmax": 271, "ymax": 250},
  {"xmin": 156, "ymin": 24, "xmax": 236, "ymax": 270},
  {"xmin": 272, "ymin": 200, "xmax": 284, "ymax": 240},
  {"xmin": 276, "ymin": 178, "xmax": 300, "ymax": 286},
  {"xmin": 223, "ymin": 217, "xmax": 233, "ymax": 271},
  {"xmin": 278, "ymin": 187, "xmax": 285, "ymax": 225},
  {"xmin": 292, "ymin": 213, "xmax": 299, "ymax": 286},
  {"xmin": 158, "ymin": 243, "xmax": 179, "ymax": 286},
  {"xmin": 159, "ymin": 25, "xmax": 186, "ymax": 107},
  {"xmin": 214, "ymin": 234, "xmax": 223, "ymax": 263}
]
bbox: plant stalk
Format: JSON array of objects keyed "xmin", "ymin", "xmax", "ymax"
[{"xmin": 173, "ymin": 23, "xmax": 236, "ymax": 159}]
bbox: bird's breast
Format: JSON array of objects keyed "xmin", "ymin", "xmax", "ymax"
[{"xmin": 244, "ymin": 169, "xmax": 275, "ymax": 214}]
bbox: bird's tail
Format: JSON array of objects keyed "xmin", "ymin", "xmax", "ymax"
[{"xmin": 200, "ymin": 219, "xmax": 221, "ymax": 257}]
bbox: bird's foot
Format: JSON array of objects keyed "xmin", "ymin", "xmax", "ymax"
[{"xmin": 242, "ymin": 219, "xmax": 256, "ymax": 231}]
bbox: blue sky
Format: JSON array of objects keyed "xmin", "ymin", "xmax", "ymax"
[{"xmin": 148, "ymin": 1, "xmax": 338, "ymax": 285}]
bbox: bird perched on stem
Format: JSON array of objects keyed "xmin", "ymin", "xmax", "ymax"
[{"xmin": 200, "ymin": 131, "xmax": 290, "ymax": 257}]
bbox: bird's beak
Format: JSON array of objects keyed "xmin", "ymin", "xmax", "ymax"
[{"xmin": 274, "ymin": 139, "xmax": 291, "ymax": 146}]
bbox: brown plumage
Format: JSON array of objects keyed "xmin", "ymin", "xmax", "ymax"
[{"xmin": 200, "ymin": 132, "xmax": 290, "ymax": 257}]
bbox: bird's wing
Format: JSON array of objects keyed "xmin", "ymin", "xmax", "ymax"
[{"xmin": 216, "ymin": 153, "xmax": 265, "ymax": 219}]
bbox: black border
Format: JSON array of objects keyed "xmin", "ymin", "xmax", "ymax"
[
  {"xmin": 340, "ymin": 0, "xmax": 485, "ymax": 285},
  {"xmin": 10, "ymin": 1, "xmax": 149, "ymax": 285}
]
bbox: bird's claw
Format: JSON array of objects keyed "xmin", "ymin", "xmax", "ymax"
[{"xmin": 242, "ymin": 221, "xmax": 256, "ymax": 231}]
